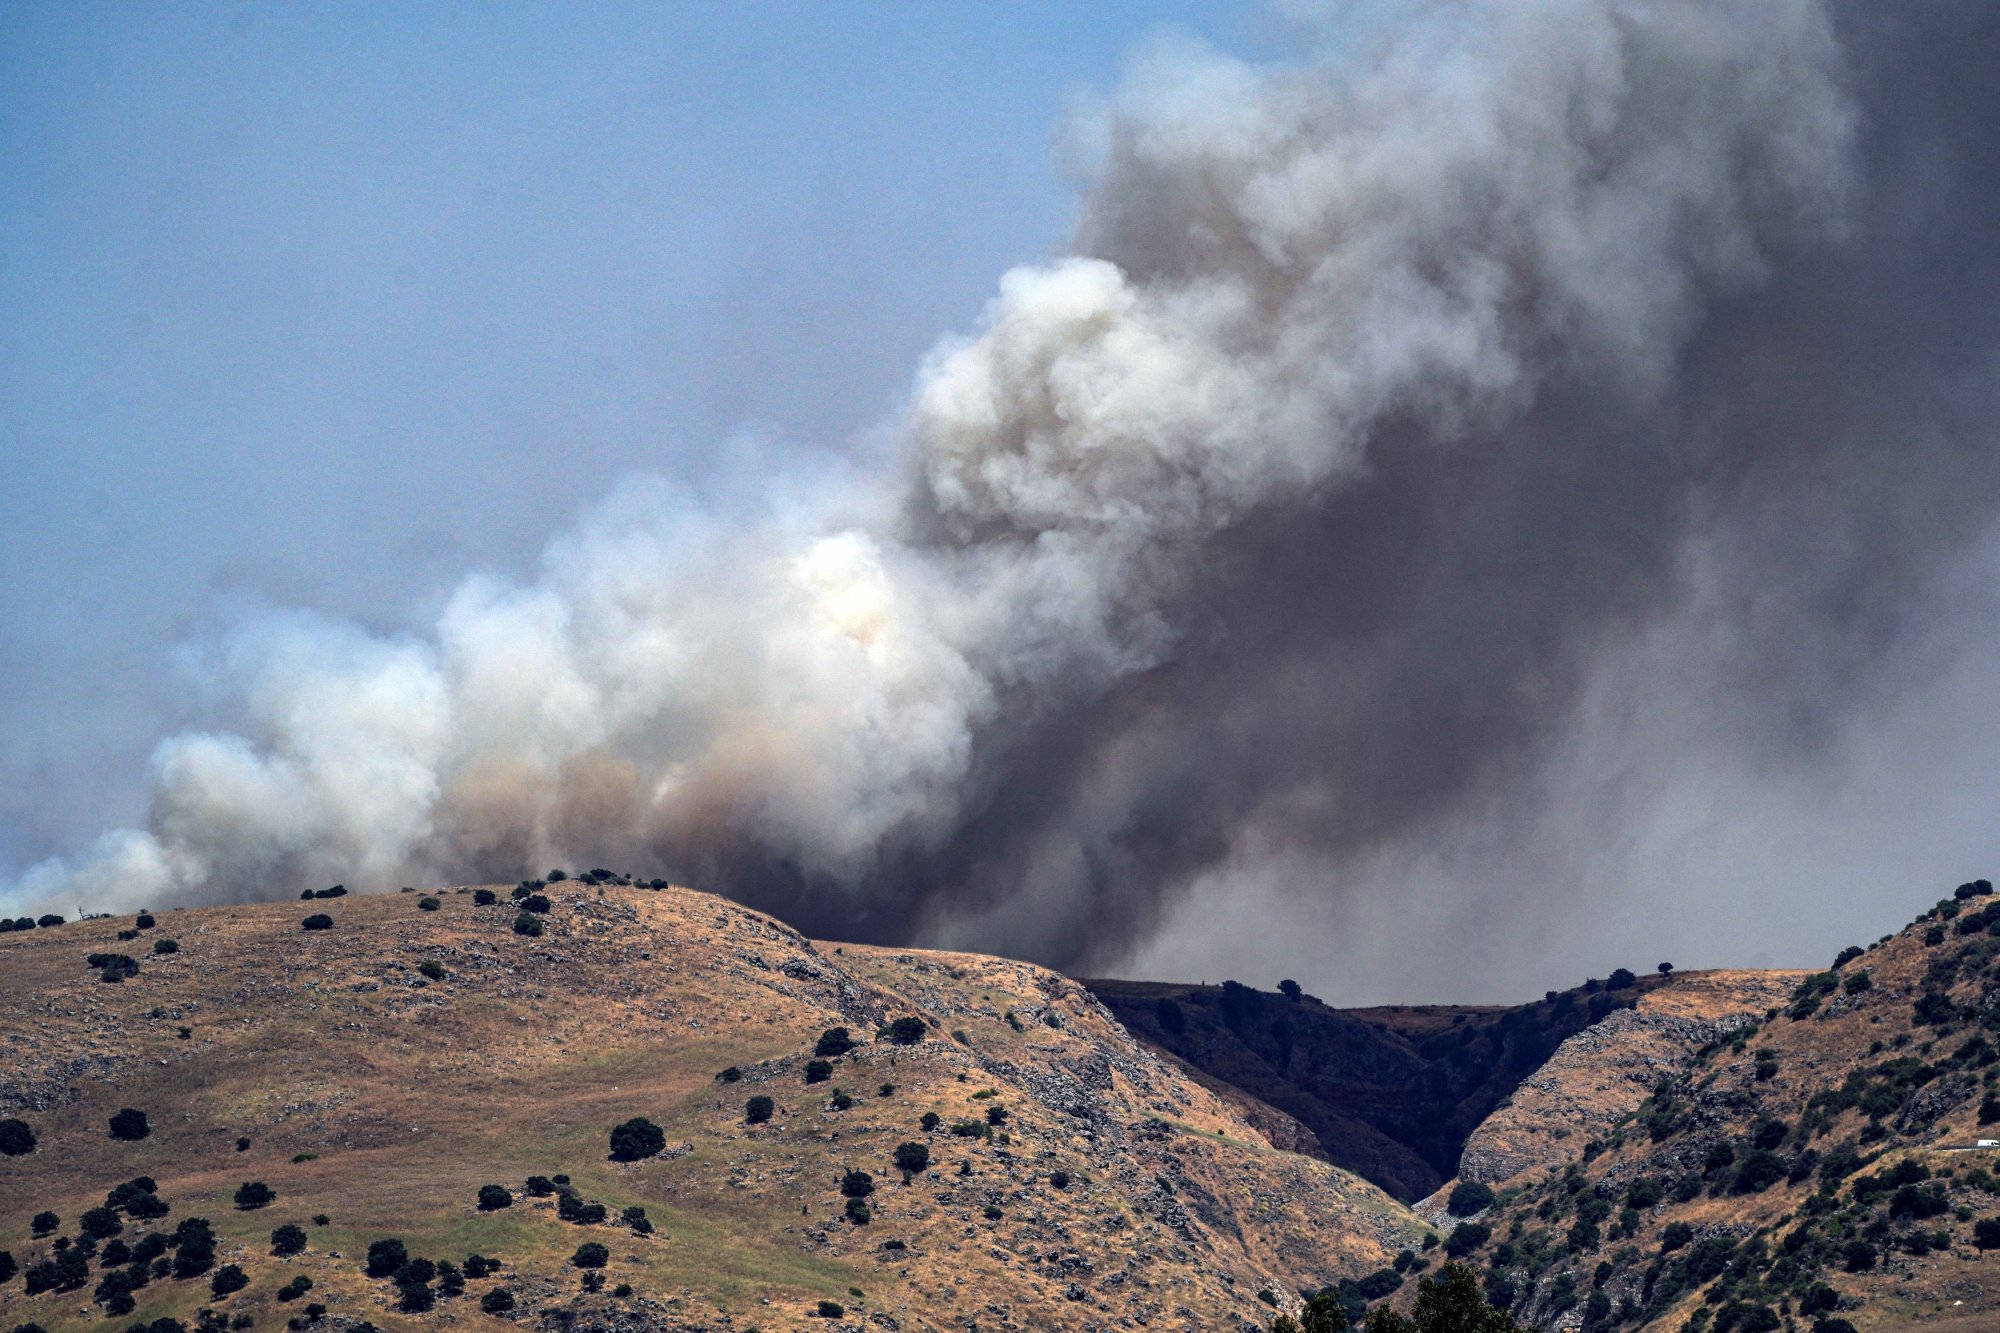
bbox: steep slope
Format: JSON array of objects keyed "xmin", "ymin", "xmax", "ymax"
[
  {"xmin": 1087, "ymin": 974, "xmax": 1673, "ymax": 1202},
  {"xmin": 0, "ymin": 883, "xmax": 1423, "ymax": 1333},
  {"xmin": 1426, "ymin": 888, "xmax": 2000, "ymax": 1332}
]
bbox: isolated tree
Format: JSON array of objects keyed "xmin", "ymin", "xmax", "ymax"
[
  {"xmin": 300, "ymin": 914, "xmax": 333, "ymax": 931},
  {"xmin": 1657, "ymin": 962, "xmax": 1674, "ymax": 976},
  {"xmin": 879, "ymin": 1016, "xmax": 926, "ymax": 1045},
  {"xmin": 482, "ymin": 1288, "xmax": 516, "ymax": 1313},
  {"xmin": 512, "ymin": 911, "xmax": 543, "ymax": 937},
  {"xmin": 893, "ymin": 1142, "xmax": 931, "ymax": 1175},
  {"xmin": 1607, "ymin": 968, "xmax": 1638, "ymax": 989},
  {"xmin": 745, "ymin": 1095, "xmax": 775, "ymax": 1124},
  {"xmin": 920, "ymin": 1111, "xmax": 941, "ymax": 1132},
  {"xmin": 108, "ymin": 1108, "xmax": 151, "ymax": 1141},
  {"xmin": 477, "ymin": 1185, "xmax": 513, "ymax": 1211},
  {"xmin": 209, "ymin": 1264, "xmax": 249, "ymax": 1298},
  {"xmin": 608, "ymin": 1117, "xmax": 666, "ymax": 1162},
  {"xmin": 31, "ymin": 1211, "xmax": 59, "ymax": 1236},
  {"xmin": 814, "ymin": 1027, "xmax": 856, "ymax": 1057},
  {"xmin": 1279, "ymin": 979, "xmax": 1304, "ymax": 1002},
  {"xmin": 0, "ymin": 1118, "xmax": 35, "ymax": 1156},
  {"xmin": 233, "ymin": 1181, "xmax": 276, "ymax": 1210},
  {"xmin": 570, "ymin": 1242, "xmax": 609, "ymax": 1269},
  {"xmin": 270, "ymin": 1224, "xmax": 307, "ymax": 1256}
]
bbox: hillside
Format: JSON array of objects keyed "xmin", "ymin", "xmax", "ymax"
[
  {"xmin": 1085, "ymin": 973, "xmax": 1677, "ymax": 1203},
  {"xmin": 1411, "ymin": 888, "xmax": 2000, "ymax": 1332},
  {"xmin": 0, "ymin": 882, "xmax": 1425, "ymax": 1333}
]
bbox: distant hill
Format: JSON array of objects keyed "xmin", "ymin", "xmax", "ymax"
[
  {"xmin": 0, "ymin": 883, "xmax": 1421, "ymax": 1333},
  {"xmin": 1085, "ymin": 972, "xmax": 1680, "ymax": 1202},
  {"xmin": 1401, "ymin": 892, "xmax": 2000, "ymax": 1331}
]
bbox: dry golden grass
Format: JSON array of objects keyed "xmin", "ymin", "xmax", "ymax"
[{"xmin": 0, "ymin": 884, "xmax": 1424, "ymax": 1332}]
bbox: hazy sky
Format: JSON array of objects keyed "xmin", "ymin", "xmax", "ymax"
[
  {"xmin": 7, "ymin": 3, "xmax": 1998, "ymax": 1005},
  {"xmin": 0, "ymin": 1, "xmax": 1250, "ymax": 872}
]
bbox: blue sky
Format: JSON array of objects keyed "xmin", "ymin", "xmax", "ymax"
[{"xmin": 0, "ymin": 1, "xmax": 1260, "ymax": 877}]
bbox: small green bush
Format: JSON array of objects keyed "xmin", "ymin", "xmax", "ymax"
[
  {"xmin": 234, "ymin": 1181, "xmax": 276, "ymax": 1210},
  {"xmin": 845, "ymin": 1197, "xmax": 871, "ymax": 1224},
  {"xmin": 108, "ymin": 1108, "xmax": 150, "ymax": 1141},
  {"xmin": 152, "ymin": 938, "xmax": 179, "ymax": 955},
  {"xmin": 0, "ymin": 1118, "xmax": 35, "ymax": 1156},
  {"xmin": 609, "ymin": 1117, "xmax": 666, "ymax": 1162},
  {"xmin": 418, "ymin": 959, "xmax": 446, "ymax": 981}
]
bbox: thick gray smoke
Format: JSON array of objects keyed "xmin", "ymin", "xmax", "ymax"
[{"xmin": 14, "ymin": 0, "xmax": 2000, "ymax": 999}]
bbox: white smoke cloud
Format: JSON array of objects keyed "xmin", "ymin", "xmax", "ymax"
[{"xmin": 18, "ymin": 0, "xmax": 1981, "ymax": 994}]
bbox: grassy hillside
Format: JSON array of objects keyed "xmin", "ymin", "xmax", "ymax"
[
  {"xmin": 1415, "ymin": 889, "xmax": 2000, "ymax": 1332},
  {"xmin": 0, "ymin": 882, "xmax": 1424, "ymax": 1333}
]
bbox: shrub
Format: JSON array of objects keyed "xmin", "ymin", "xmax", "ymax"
[
  {"xmin": 152, "ymin": 938, "xmax": 179, "ymax": 955},
  {"xmin": 0, "ymin": 1119, "xmax": 34, "ymax": 1156},
  {"xmin": 614, "ymin": 1282, "xmax": 633, "ymax": 1297},
  {"xmin": 570, "ymin": 1243, "xmax": 609, "ymax": 1269},
  {"xmin": 524, "ymin": 1175, "xmax": 556, "ymax": 1196},
  {"xmin": 210, "ymin": 1264, "xmax": 248, "ymax": 1297},
  {"xmin": 1447, "ymin": 1181, "xmax": 1495, "ymax": 1216},
  {"xmin": 314, "ymin": 885, "xmax": 347, "ymax": 899},
  {"xmin": 108, "ymin": 1108, "xmax": 151, "ymax": 1141},
  {"xmin": 36, "ymin": 914, "xmax": 63, "ymax": 928},
  {"xmin": 30, "ymin": 1212, "xmax": 58, "ymax": 1236},
  {"xmin": 365, "ymin": 1238, "xmax": 408, "ymax": 1278},
  {"xmin": 1626, "ymin": 1177, "xmax": 1664, "ymax": 1208},
  {"xmin": 745, "ymin": 1095, "xmax": 775, "ymax": 1124},
  {"xmin": 135, "ymin": 913, "xmax": 156, "ymax": 929},
  {"xmin": 418, "ymin": 896, "xmax": 441, "ymax": 912},
  {"xmin": 520, "ymin": 894, "xmax": 551, "ymax": 914},
  {"xmin": 1443, "ymin": 1222, "xmax": 1490, "ymax": 1257},
  {"xmin": 893, "ymin": 1142, "xmax": 931, "ymax": 1175},
  {"xmin": 814, "ymin": 1027, "xmax": 856, "ymax": 1058},
  {"xmin": 609, "ymin": 1116, "xmax": 666, "ymax": 1162},
  {"xmin": 0, "ymin": 1252, "xmax": 14, "ymax": 1283},
  {"xmin": 879, "ymin": 1016, "xmax": 926, "ymax": 1045},
  {"xmin": 271, "ymin": 1224, "xmax": 307, "ymax": 1256},
  {"xmin": 417, "ymin": 959, "xmax": 446, "ymax": 981},
  {"xmin": 277, "ymin": 1275, "xmax": 313, "ymax": 1301},
  {"xmin": 1050, "ymin": 1169, "xmax": 1070, "ymax": 1190},
  {"xmin": 512, "ymin": 911, "xmax": 543, "ymax": 937},
  {"xmin": 301, "ymin": 914, "xmax": 333, "ymax": 931},
  {"xmin": 840, "ymin": 1170, "xmax": 875, "ymax": 1199},
  {"xmin": 1842, "ymin": 1240, "xmax": 1877, "ymax": 1272},
  {"xmin": 982, "ymin": 1204, "xmax": 1003, "ymax": 1220},
  {"xmin": 476, "ymin": 1184, "xmax": 513, "ymax": 1211},
  {"xmin": 234, "ymin": 1182, "xmax": 276, "ymax": 1210},
  {"xmin": 717, "ymin": 1066, "xmax": 743, "ymax": 1083},
  {"xmin": 1975, "ymin": 1218, "xmax": 2000, "ymax": 1250},
  {"xmin": 828, "ymin": 1089, "xmax": 854, "ymax": 1112},
  {"xmin": 622, "ymin": 1205, "xmax": 652, "ymax": 1235},
  {"xmin": 804, "ymin": 1059, "xmax": 834, "ymax": 1084},
  {"xmin": 79, "ymin": 1206, "xmax": 123, "ymax": 1239},
  {"xmin": 845, "ymin": 1197, "xmax": 871, "ymax": 1225},
  {"xmin": 473, "ymin": 889, "xmax": 497, "ymax": 905},
  {"xmin": 817, "ymin": 1301, "xmax": 845, "ymax": 1318},
  {"xmin": 398, "ymin": 1280, "xmax": 435, "ymax": 1312},
  {"xmin": 481, "ymin": 1288, "xmax": 516, "ymax": 1314},
  {"xmin": 1608, "ymin": 968, "xmax": 1638, "ymax": 988},
  {"xmin": 920, "ymin": 1111, "xmax": 941, "ymax": 1132}
]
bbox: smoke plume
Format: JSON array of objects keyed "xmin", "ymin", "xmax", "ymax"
[{"xmin": 14, "ymin": 0, "xmax": 2000, "ymax": 998}]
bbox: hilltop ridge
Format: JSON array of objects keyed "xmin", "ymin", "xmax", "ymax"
[{"xmin": 0, "ymin": 881, "xmax": 1422, "ymax": 1333}]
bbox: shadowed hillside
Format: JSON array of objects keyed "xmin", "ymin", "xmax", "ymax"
[{"xmin": 1086, "ymin": 973, "xmax": 1677, "ymax": 1201}]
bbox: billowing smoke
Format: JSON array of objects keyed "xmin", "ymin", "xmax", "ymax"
[{"xmin": 14, "ymin": 1, "xmax": 2000, "ymax": 997}]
